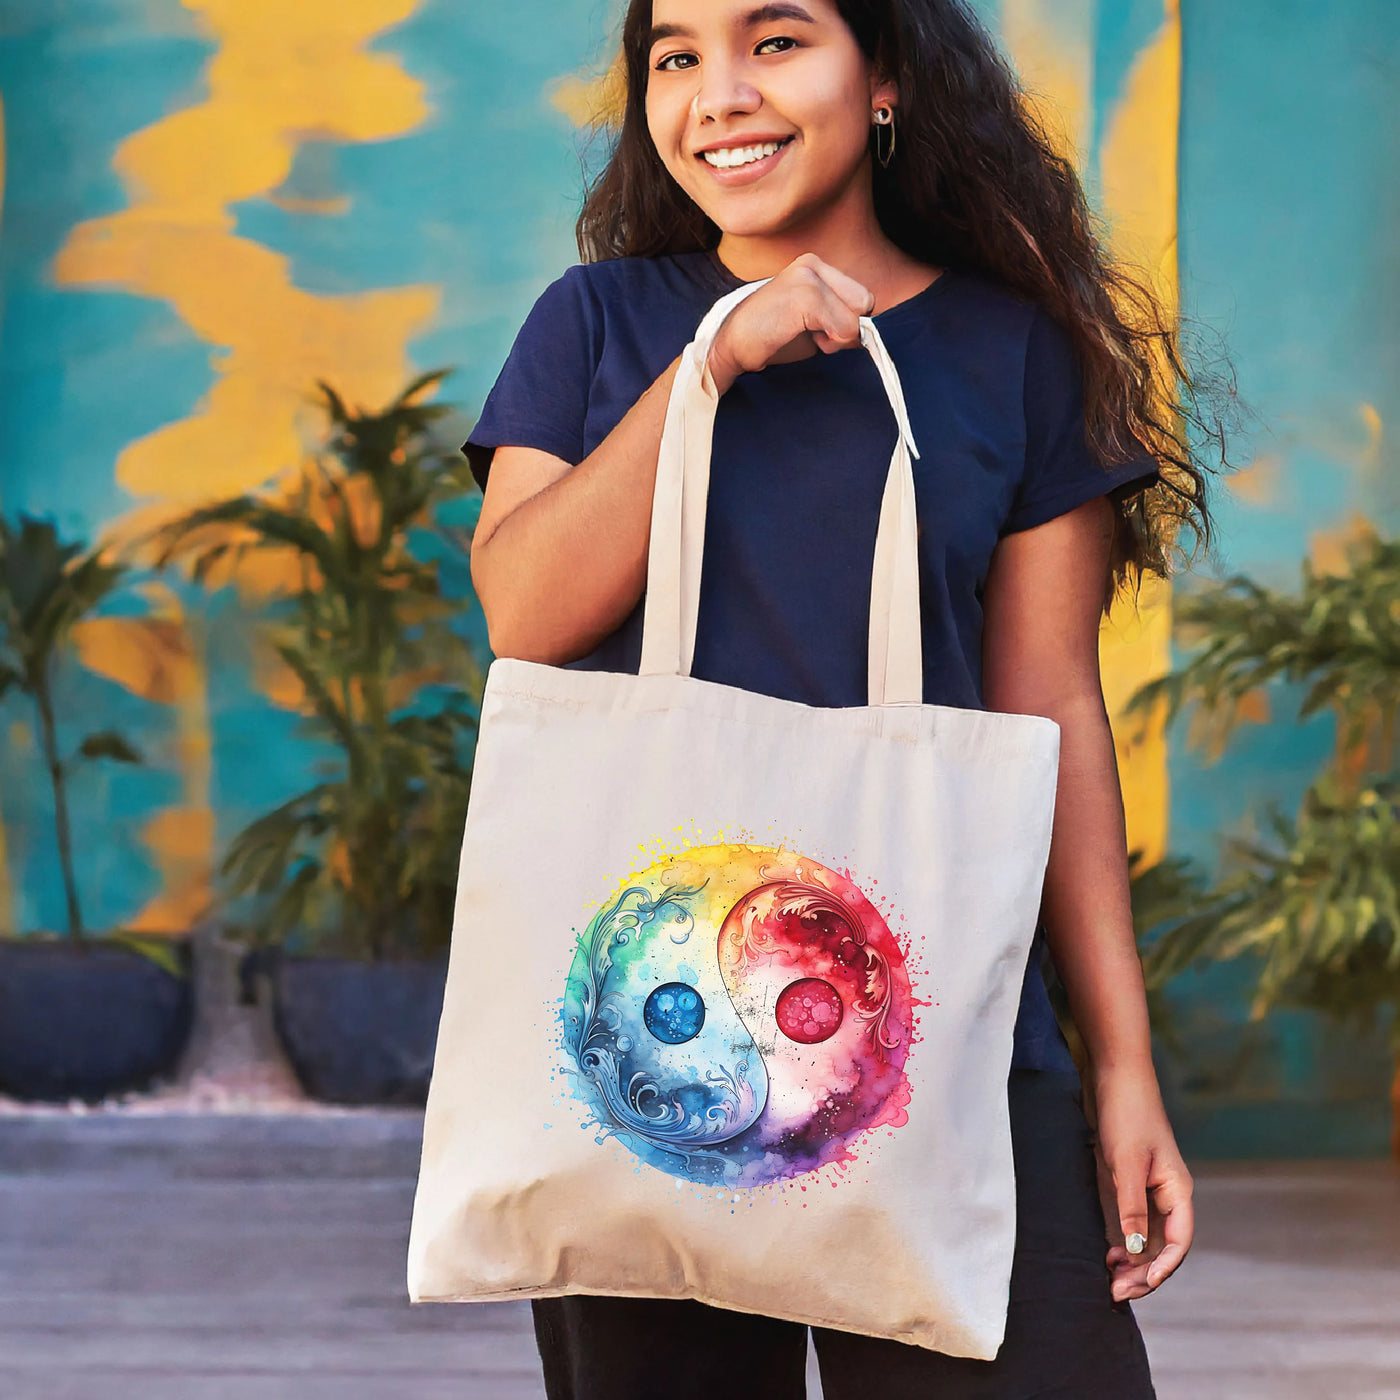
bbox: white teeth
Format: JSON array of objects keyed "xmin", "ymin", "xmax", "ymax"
[{"xmin": 701, "ymin": 139, "xmax": 787, "ymax": 169}]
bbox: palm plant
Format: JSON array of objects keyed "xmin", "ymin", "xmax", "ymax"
[
  {"xmin": 0, "ymin": 517, "xmax": 143, "ymax": 939},
  {"xmin": 1124, "ymin": 526, "xmax": 1400, "ymax": 1156},
  {"xmin": 149, "ymin": 369, "xmax": 482, "ymax": 960}
]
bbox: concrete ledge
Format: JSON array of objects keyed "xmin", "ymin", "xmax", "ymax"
[{"xmin": 0, "ymin": 1111, "xmax": 426, "ymax": 1178}]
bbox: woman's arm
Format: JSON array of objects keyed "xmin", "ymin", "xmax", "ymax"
[
  {"xmin": 472, "ymin": 252, "xmax": 876, "ymax": 665},
  {"xmin": 982, "ymin": 494, "xmax": 1194, "ymax": 1302},
  {"xmin": 471, "ymin": 352, "xmax": 686, "ymax": 665}
]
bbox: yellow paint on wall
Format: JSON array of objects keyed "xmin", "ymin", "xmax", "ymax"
[
  {"xmin": 1098, "ymin": 573, "xmax": 1173, "ymax": 869},
  {"xmin": 549, "ymin": 53, "xmax": 627, "ymax": 129},
  {"xmin": 1000, "ymin": 0, "xmax": 1095, "ymax": 162},
  {"xmin": 126, "ymin": 808, "xmax": 218, "ymax": 935},
  {"xmin": 53, "ymin": 0, "xmax": 439, "ymax": 504},
  {"xmin": 1228, "ymin": 452, "xmax": 1283, "ymax": 506},
  {"xmin": 69, "ymin": 615, "xmax": 200, "ymax": 708},
  {"xmin": 48, "ymin": 0, "xmax": 437, "ymax": 931},
  {"xmin": 1002, "ymin": 3, "xmax": 1180, "ymax": 871},
  {"xmin": 1309, "ymin": 509, "xmax": 1378, "ymax": 578},
  {"xmin": 1095, "ymin": 3, "xmax": 1182, "ymax": 871},
  {"xmin": 1360, "ymin": 402, "xmax": 1384, "ymax": 472},
  {"xmin": 1312, "ymin": 400, "xmax": 1386, "ymax": 482},
  {"xmin": 1099, "ymin": 6, "xmax": 1181, "ymax": 294}
]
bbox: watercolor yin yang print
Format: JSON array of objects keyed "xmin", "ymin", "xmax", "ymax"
[{"xmin": 562, "ymin": 844, "xmax": 916, "ymax": 1188}]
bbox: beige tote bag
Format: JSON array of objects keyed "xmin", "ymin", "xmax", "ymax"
[{"xmin": 407, "ymin": 278, "xmax": 1061, "ymax": 1358}]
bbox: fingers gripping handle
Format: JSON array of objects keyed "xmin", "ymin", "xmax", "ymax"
[{"xmin": 638, "ymin": 280, "xmax": 924, "ymax": 706}]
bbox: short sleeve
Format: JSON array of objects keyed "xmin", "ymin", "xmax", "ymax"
[
  {"xmin": 461, "ymin": 263, "xmax": 601, "ymax": 493},
  {"xmin": 999, "ymin": 306, "xmax": 1161, "ymax": 536}
]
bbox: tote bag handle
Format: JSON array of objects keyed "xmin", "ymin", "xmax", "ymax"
[{"xmin": 638, "ymin": 277, "xmax": 924, "ymax": 706}]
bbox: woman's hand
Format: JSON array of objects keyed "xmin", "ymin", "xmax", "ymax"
[
  {"xmin": 1088, "ymin": 1061, "xmax": 1195, "ymax": 1303},
  {"xmin": 707, "ymin": 252, "xmax": 875, "ymax": 394}
]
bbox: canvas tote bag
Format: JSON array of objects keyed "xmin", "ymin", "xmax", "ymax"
[{"xmin": 407, "ymin": 277, "xmax": 1062, "ymax": 1358}]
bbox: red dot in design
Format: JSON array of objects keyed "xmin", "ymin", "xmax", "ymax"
[{"xmin": 775, "ymin": 978, "xmax": 844, "ymax": 1045}]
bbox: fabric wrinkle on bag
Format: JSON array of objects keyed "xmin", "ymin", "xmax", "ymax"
[{"xmin": 406, "ymin": 277, "xmax": 1062, "ymax": 1359}]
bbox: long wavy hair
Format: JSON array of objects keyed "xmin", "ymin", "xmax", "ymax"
[{"xmin": 574, "ymin": 0, "xmax": 1235, "ymax": 607}]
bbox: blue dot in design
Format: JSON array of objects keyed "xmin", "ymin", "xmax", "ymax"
[{"xmin": 643, "ymin": 982, "xmax": 706, "ymax": 1045}]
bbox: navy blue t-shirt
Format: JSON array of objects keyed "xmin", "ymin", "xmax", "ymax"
[{"xmin": 464, "ymin": 247, "xmax": 1159, "ymax": 1076}]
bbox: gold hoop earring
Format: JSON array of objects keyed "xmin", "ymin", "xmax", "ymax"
[{"xmin": 873, "ymin": 106, "xmax": 896, "ymax": 168}]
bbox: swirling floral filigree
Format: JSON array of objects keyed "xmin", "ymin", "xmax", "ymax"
[
  {"xmin": 729, "ymin": 880, "xmax": 901, "ymax": 1057},
  {"xmin": 565, "ymin": 879, "xmax": 764, "ymax": 1169}
]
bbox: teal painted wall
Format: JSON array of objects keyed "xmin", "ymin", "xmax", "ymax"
[
  {"xmin": 1162, "ymin": 0, "xmax": 1400, "ymax": 1155},
  {"xmin": 1, "ymin": 0, "xmax": 1396, "ymax": 1151}
]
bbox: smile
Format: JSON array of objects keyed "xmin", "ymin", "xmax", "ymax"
[{"xmin": 696, "ymin": 135, "xmax": 795, "ymax": 180}]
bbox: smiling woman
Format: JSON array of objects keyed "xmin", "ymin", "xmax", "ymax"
[
  {"xmin": 453, "ymin": 0, "xmax": 1223, "ymax": 1395},
  {"xmin": 645, "ymin": 1, "xmax": 904, "ymax": 256},
  {"xmin": 577, "ymin": 0, "xmax": 1222, "ymax": 581}
]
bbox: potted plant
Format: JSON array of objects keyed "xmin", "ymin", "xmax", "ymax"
[
  {"xmin": 0, "ymin": 516, "xmax": 192, "ymax": 1101},
  {"xmin": 1123, "ymin": 526, "xmax": 1400, "ymax": 1158},
  {"xmin": 152, "ymin": 371, "xmax": 482, "ymax": 1105}
]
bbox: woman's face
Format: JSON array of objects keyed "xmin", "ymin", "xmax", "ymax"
[{"xmin": 644, "ymin": 0, "xmax": 895, "ymax": 239}]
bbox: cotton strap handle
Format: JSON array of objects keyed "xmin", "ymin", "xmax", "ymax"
[{"xmin": 638, "ymin": 278, "xmax": 924, "ymax": 706}]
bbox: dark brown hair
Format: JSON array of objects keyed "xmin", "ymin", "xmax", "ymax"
[{"xmin": 575, "ymin": 0, "xmax": 1235, "ymax": 607}]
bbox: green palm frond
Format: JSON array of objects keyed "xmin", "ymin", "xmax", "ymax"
[
  {"xmin": 1124, "ymin": 531, "xmax": 1400, "ymax": 1154},
  {"xmin": 0, "ymin": 516, "xmax": 141, "ymax": 938},
  {"xmin": 1126, "ymin": 531, "xmax": 1400, "ymax": 769},
  {"xmin": 0, "ymin": 516, "xmax": 126, "ymax": 688},
  {"xmin": 76, "ymin": 731, "xmax": 143, "ymax": 765},
  {"xmin": 148, "ymin": 371, "xmax": 482, "ymax": 959},
  {"xmin": 149, "ymin": 494, "xmax": 351, "ymax": 590},
  {"xmin": 1139, "ymin": 772, "xmax": 1400, "ymax": 1025}
]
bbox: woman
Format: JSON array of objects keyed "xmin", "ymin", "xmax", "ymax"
[{"xmin": 463, "ymin": 0, "xmax": 1223, "ymax": 1394}]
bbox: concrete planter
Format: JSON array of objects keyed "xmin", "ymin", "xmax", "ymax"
[
  {"xmin": 264, "ymin": 953, "xmax": 448, "ymax": 1106},
  {"xmin": 0, "ymin": 939, "xmax": 193, "ymax": 1102}
]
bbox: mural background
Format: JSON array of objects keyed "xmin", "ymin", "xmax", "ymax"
[{"xmin": 0, "ymin": 0, "xmax": 1396, "ymax": 1152}]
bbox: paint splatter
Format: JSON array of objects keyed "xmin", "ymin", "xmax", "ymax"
[{"xmin": 561, "ymin": 844, "xmax": 913, "ymax": 1188}]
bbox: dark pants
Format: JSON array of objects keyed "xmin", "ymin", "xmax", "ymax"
[{"xmin": 532, "ymin": 1068, "xmax": 1157, "ymax": 1399}]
